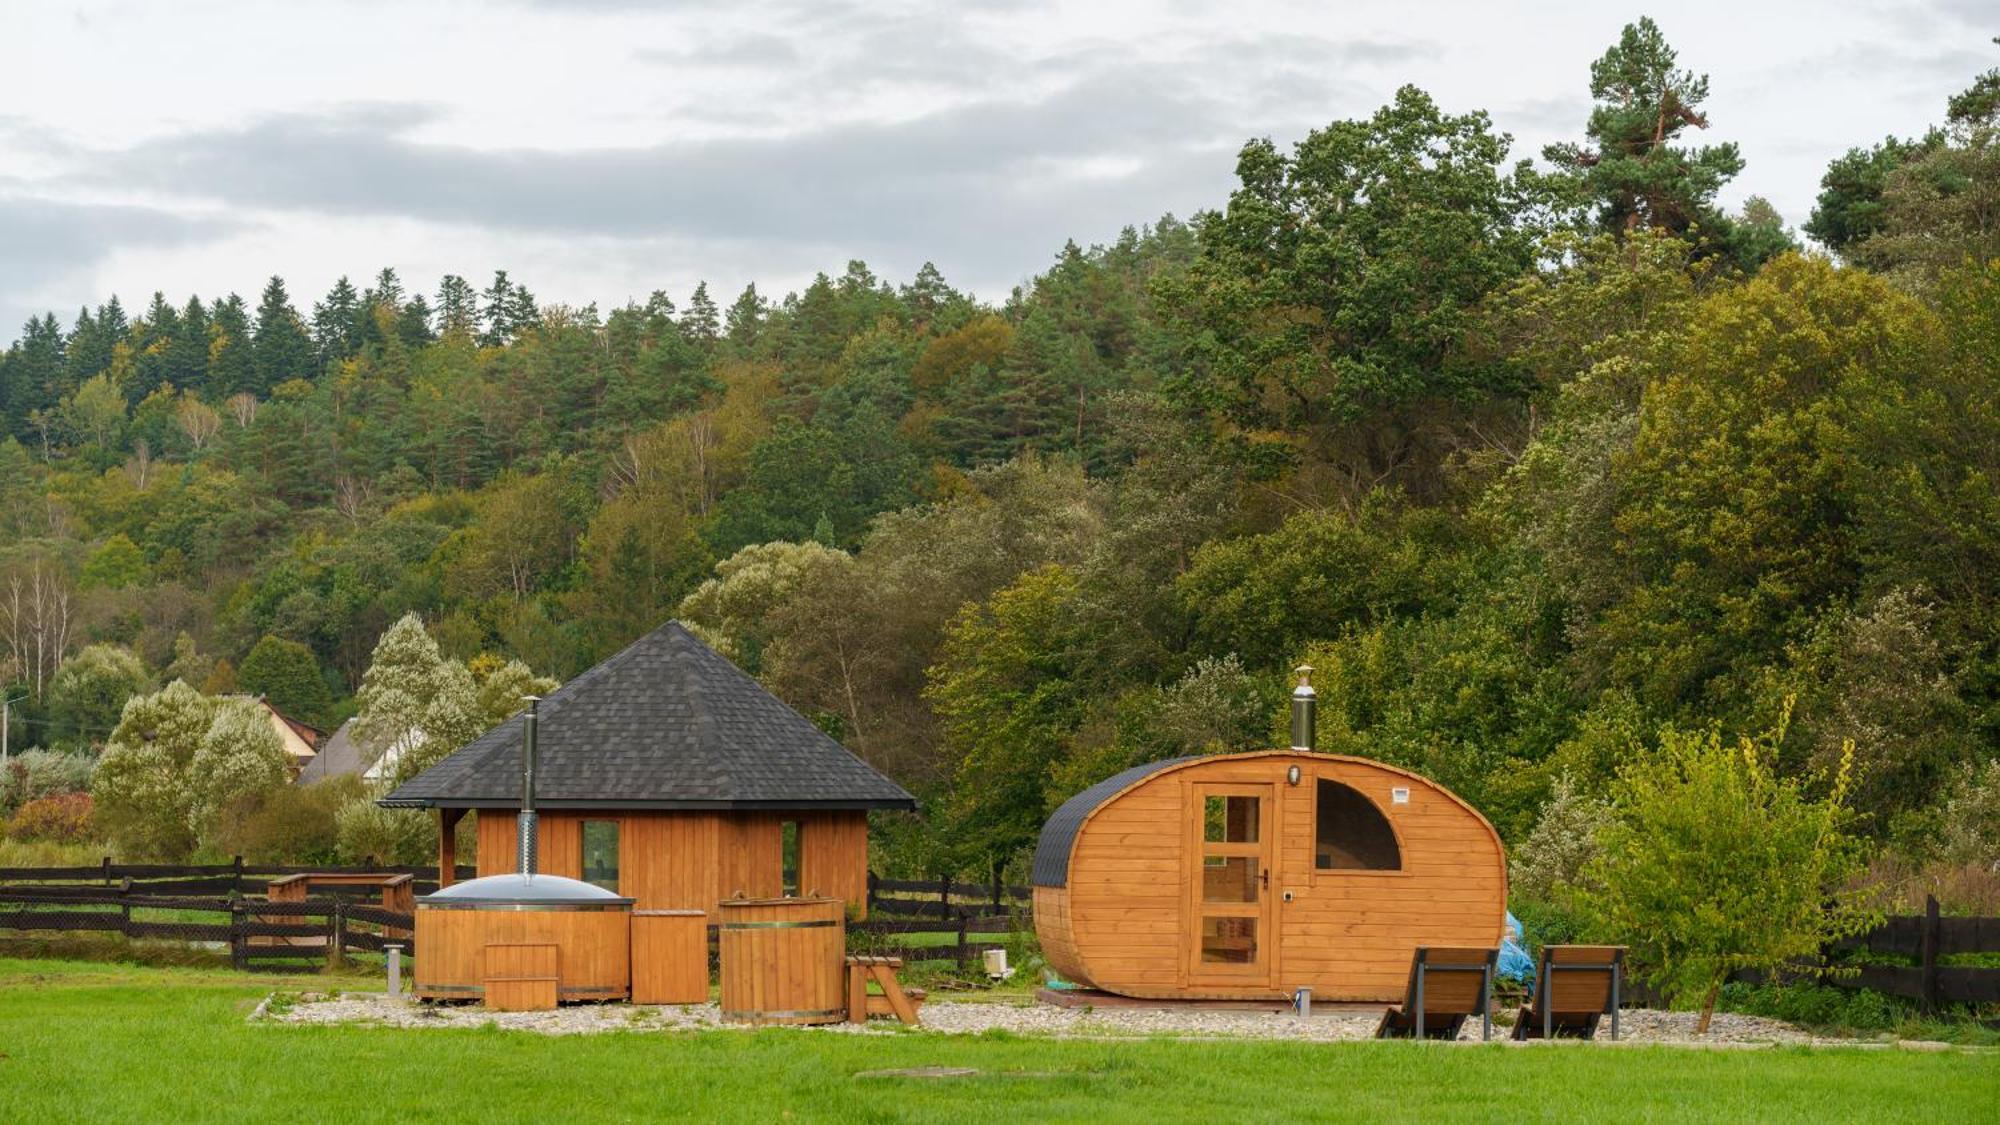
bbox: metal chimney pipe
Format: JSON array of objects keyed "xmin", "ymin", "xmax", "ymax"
[
  {"xmin": 1289, "ymin": 666, "xmax": 1315, "ymax": 753},
  {"xmin": 518, "ymin": 696, "xmax": 541, "ymax": 875}
]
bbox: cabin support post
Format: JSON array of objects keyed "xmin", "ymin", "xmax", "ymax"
[{"xmin": 438, "ymin": 808, "xmax": 467, "ymax": 888}]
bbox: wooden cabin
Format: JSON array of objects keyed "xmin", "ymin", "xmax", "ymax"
[
  {"xmin": 381, "ymin": 622, "xmax": 915, "ymax": 919},
  {"xmin": 1032, "ymin": 750, "xmax": 1506, "ymax": 1002}
]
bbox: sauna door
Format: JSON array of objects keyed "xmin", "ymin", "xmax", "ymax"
[{"xmin": 1185, "ymin": 782, "xmax": 1275, "ymax": 987}]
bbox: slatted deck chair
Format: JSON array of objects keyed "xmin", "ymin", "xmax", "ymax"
[
  {"xmin": 1373, "ymin": 947, "xmax": 1499, "ymax": 1041},
  {"xmin": 1511, "ymin": 945, "xmax": 1626, "ymax": 1041}
]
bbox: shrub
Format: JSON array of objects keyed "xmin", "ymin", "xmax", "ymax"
[
  {"xmin": 334, "ymin": 800, "xmax": 433, "ymax": 865},
  {"xmin": 1, "ymin": 750, "xmax": 95, "ymax": 817},
  {"xmin": 1583, "ymin": 703, "xmax": 1876, "ymax": 1033},
  {"xmin": 214, "ymin": 776, "xmax": 366, "ymax": 865},
  {"xmin": 46, "ymin": 644, "xmax": 153, "ymax": 747},
  {"xmin": 1508, "ymin": 775, "xmax": 1610, "ymax": 906},
  {"xmin": 8, "ymin": 792, "xmax": 96, "ymax": 844}
]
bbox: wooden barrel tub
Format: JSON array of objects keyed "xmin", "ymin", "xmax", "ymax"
[
  {"xmin": 414, "ymin": 873, "xmax": 634, "ymax": 1005},
  {"xmin": 717, "ymin": 896, "xmax": 845, "ymax": 1024}
]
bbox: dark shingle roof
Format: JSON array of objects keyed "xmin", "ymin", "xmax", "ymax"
[
  {"xmin": 1030, "ymin": 757, "xmax": 1196, "ymax": 888},
  {"xmin": 380, "ymin": 622, "xmax": 915, "ymax": 811},
  {"xmin": 297, "ymin": 719, "xmax": 363, "ymax": 784}
]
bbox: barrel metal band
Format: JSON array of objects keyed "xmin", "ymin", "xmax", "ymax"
[{"xmin": 718, "ymin": 919, "xmax": 839, "ymax": 930}]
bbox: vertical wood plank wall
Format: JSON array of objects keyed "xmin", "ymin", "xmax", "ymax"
[
  {"xmin": 474, "ymin": 809, "xmax": 871, "ymax": 918},
  {"xmin": 1046, "ymin": 752, "xmax": 1507, "ymax": 1002}
]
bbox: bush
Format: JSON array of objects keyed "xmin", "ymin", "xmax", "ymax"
[
  {"xmin": 1717, "ymin": 980, "xmax": 1907, "ymax": 1031},
  {"xmin": 334, "ymin": 800, "xmax": 433, "ymax": 865},
  {"xmin": 1, "ymin": 750, "xmax": 95, "ymax": 817},
  {"xmin": 1583, "ymin": 704, "xmax": 1876, "ymax": 1032},
  {"xmin": 8, "ymin": 792, "xmax": 95, "ymax": 844},
  {"xmin": 214, "ymin": 776, "xmax": 366, "ymax": 865},
  {"xmin": 1508, "ymin": 775, "xmax": 1609, "ymax": 906}
]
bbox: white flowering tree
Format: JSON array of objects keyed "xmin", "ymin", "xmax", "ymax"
[
  {"xmin": 187, "ymin": 698, "xmax": 290, "ymax": 843},
  {"xmin": 92, "ymin": 681, "xmax": 216, "ymax": 859},
  {"xmin": 92, "ymin": 682, "xmax": 291, "ymax": 859}
]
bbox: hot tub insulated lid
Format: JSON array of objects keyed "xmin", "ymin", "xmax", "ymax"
[{"xmin": 417, "ymin": 872, "xmax": 634, "ymax": 910}]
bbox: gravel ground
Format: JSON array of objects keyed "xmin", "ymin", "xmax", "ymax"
[{"xmin": 266, "ymin": 991, "xmax": 1851, "ymax": 1046}]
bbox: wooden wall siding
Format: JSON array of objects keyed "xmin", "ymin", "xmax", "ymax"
[
  {"xmin": 472, "ymin": 809, "xmax": 871, "ymax": 918},
  {"xmin": 1048, "ymin": 752, "xmax": 1506, "ymax": 1002}
]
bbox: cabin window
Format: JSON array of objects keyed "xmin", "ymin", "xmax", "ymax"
[
  {"xmin": 580, "ymin": 820, "xmax": 620, "ymax": 891},
  {"xmin": 1314, "ymin": 780, "xmax": 1401, "ymax": 871},
  {"xmin": 781, "ymin": 820, "xmax": 800, "ymax": 896},
  {"xmin": 1202, "ymin": 795, "xmax": 1259, "ymax": 843}
]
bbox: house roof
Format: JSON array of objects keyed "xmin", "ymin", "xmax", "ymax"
[
  {"xmin": 1030, "ymin": 756, "xmax": 1196, "ymax": 888},
  {"xmin": 379, "ymin": 621, "xmax": 916, "ymax": 811},
  {"xmin": 296, "ymin": 719, "xmax": 364, "ymax": 784}
]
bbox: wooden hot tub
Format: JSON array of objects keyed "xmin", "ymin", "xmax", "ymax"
[
  {"xmin": 717, "ymin": 896, "xmax": 844, "ymax": 1024},
  {"xmin": 414, "ymin": 872, "xmax": 634, "ymax": 1004}
]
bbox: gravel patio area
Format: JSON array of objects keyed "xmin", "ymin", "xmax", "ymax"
[{"xmin": 264, "ymin": 991, "xmax": 1853, "ymax": 1047}]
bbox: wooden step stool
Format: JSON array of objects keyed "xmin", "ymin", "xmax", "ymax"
[{"xmin": 845, "ymin": 955, "xmax": 924, "ymax": 1025}]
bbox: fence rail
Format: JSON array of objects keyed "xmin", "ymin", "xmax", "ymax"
[
  {"xmin": 0, "ymin": 889, "xmax": 411, "ymax": 971},
  {"xmin": 0, "ymin": 864, "xmax": 1031, "ymax": 974}
]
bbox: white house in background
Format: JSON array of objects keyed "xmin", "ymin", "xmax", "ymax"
[
  {"xmin": 222, "ymin": 696, "xmax": 325, "ymax": 773},
  {"xmin": 295, "ymin": 718, "xmax": 421, "ymax": 785}
]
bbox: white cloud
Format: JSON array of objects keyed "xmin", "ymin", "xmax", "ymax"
[{"xmin": 0, "ymin": 0, "xmax": 1990, "ymax": 333}]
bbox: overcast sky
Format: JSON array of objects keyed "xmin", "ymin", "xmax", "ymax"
[{"xmin": 3, "ymin": 0, "xmax": 1992, "ymax": 337}]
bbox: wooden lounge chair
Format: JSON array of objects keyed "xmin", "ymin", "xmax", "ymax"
[
  {"xmin": 1511, "ymin": 945, "xmax": 1625, "ymax": 1041},
  {"xmin": 1374, "ymin": 946, "xmax": 1498, "ymax": 1041}
]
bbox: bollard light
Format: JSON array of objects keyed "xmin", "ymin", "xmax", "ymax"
[{"xmin": 386, "ymin": 943, "xmax": 404, "ymax": 999}]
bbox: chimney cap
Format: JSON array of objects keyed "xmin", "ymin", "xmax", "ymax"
[{"xmin": 1293, "ymin": 664, "xmax": 1315, "ymax": 693}]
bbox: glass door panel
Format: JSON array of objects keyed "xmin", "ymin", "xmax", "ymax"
[{"xmin": 1188, "ymin": 783, "xmax": 1274, "ymax": 985}]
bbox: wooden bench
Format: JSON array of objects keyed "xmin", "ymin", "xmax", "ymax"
[{"xmin": 845, "ymin": 955, "xmax": 924, "ymax": 1025}]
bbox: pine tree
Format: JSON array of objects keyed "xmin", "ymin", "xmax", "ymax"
[
  {"xmin": 480, "ymin": 270, "xmax": 516, "ymax": 346},
  {"xmin": 397, "ymin": 295, "xmax": 435, "ymax": 349},
  {"xmin": 206, "ymin": 295, "xmax": 256, "ymax": 398},
  {"xmin": 172, "ymin": 296, "xmax": 209, "ymax": 390},
  {"xmin": 251, "ymin": 276, "xmax": 314, "ymax": 393},
  {"xmin": 435, "ymin": 274, "xmax": 478, "ymax": 338},
  {"xmin": 1545, "ymin": 17, "xmax": 1743, "ymax": 237},
  {"xmin": 312, "ymin": 277, "xmax": 360, "ymax": 369},
  {"xmin": 684, "ymin": 282, "xmax": 720, "ymax": 348},
  {"xmin": 505, "ymin": 281, "xmax": 539, "ymax": 339},
  {"xmin": 725, "ymin": 283, "xmax": 765, "ymax": 350}
]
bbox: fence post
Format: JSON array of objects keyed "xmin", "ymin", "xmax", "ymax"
[
  {"xmin": 119, "ymin": 877, "xmax": 132, "ymax": 938},
  {"xmin": 956, "ymin": 909, "xmax": 970, "ymax": 969},
  {"xmin": 232, "ymin": 855, "xmax": 244, "ymax": 896},
  {"xmin": 991, "ymin": 868, "xmax": 1003, "ymax": 911},
  {"xmin": 230, "ymin": 897, "xmax": 246, "ymax": 971},
  {"xmin": 101, "ymin": 855, "xmax": 112, "ymax": 887},
  {"xmin": 866, "ymin": 871, "xmax": 878, "ymax": 913},
  {"xmin": 328, "ymin": 902, "xmax": 347, "ymax": 970},
  {"xmin": 1920, "ymin": 894, "xmax": 1941, "ymax": 1014},
  {"xmin": 939, "ymin": 875, "xmax": 952, "ymax": 911}
]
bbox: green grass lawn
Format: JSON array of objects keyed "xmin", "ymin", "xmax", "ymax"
[{"xmin": 0, "ymin": 958, "xmax": 1993, "ymax": 1124}]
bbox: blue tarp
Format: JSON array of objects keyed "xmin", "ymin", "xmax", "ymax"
[{"xmin": 1499, "ymin": 911, "xmax": 1534, "ymax": 982}]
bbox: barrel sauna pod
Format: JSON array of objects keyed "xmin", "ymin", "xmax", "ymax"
[
  {"xmin": 1032, "ymin": 750, "xmax": 1507, "ymax": 1002},
  {"xmin": 717, "ymin": 896, "xmax": 845, "ymax": 1024},
  {"xmin": 414, "ymin": 873, "xmax": 635, "ymax": 1004}
]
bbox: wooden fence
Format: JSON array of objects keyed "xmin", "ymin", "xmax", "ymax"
[
  {"xmin": 1796, "ymin": 897, "xmax": 2000, "ymax": 1010},
  {"xmin": 0, "ymin": 864, "xmax": 1033, "ymax": 974}
]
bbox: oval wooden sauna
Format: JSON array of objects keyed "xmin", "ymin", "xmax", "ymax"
[
  {"xmin": 717, "ymin": 896, "xmax": 845, "ymax": 1024},
  {"xmin": 414, "ymin": 872, "xmax": 634, "ymax": 1004},
  {"xmin": 1032, "ymin": 751, "xmax": 1506, "ymax": 1002}
]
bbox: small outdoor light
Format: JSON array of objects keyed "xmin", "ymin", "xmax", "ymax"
[{"xmin": 1286, "ymin": 764, "xmax": 1302, "ymax": 786}]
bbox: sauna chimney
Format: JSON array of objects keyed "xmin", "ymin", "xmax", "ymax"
[
  {"xmin": 1289, "ymin": 666, "xmax": 1315, "ymax": 752},
  {"xmin": 518, "ymin": 696, "xmax": 541, "ymax": 874}
]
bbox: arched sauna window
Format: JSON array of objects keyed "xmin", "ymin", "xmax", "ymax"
[{"xmin": 1315, "ymin": 779, "xmax": 1401, "ymax": 871}]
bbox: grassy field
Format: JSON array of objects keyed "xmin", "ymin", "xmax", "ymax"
[{"xmin": 0, "ymin": 958, "xmax": 1993, "ymax": 1123}]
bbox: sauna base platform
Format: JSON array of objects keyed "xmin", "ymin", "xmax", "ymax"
[{"xmin": 1034, "ymin": 987, "xmax": 1386, "ymax": 1015}]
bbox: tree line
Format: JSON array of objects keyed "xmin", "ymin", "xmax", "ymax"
[{"xmin": 1, "ymin": 21, "xmax": 1995, "ymax": 957}]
